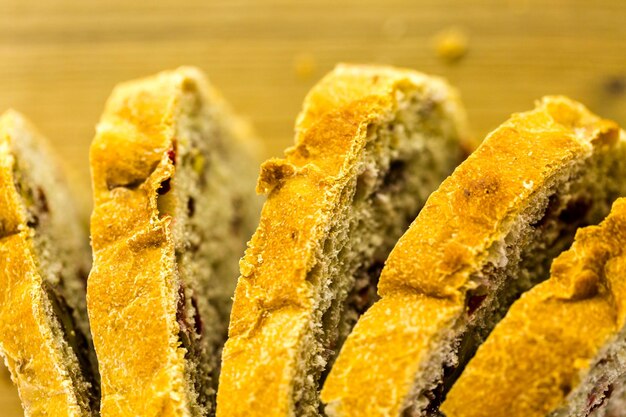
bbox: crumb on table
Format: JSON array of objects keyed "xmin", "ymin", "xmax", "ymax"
[{"xmin": 433, "ymin": 27, "xmax": 469, "ymax": 64}]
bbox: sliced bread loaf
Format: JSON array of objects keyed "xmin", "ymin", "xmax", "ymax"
[{"xmin": 321, "ymin": 96, "xmax": 626, "ymax": 417}]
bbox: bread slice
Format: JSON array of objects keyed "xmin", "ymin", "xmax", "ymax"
[
  {"xmin": 441, "ymin": 197, "xmax": 626, "ymax": 417},
  {"xmin": 87, "ymin": 67, "xmax": 261, "ymax": 417},
  {"xmin": 216, "ymin": 64, "xmax": 469, "ymax": 417},
  {"xmin": 321, "ymin": 96, "xmax": 626, "ymax": 417},
  {"xmin": 0, "ymin": 110, "xmax": 98, "ymax": 416}
]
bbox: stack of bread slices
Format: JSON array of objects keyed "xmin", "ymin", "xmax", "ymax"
[{"xmin": 1, "ymin": 64, "xmax": 625, "ymax": 417}]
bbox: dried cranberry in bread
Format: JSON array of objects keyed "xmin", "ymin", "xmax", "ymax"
[
  {"xmin": 216, "ymin": 64, "xmax": 469, "ymax": 417},
  {"xmin": 88, "ymin": 67, "xmax": 261, "ymax": 417},
  {"xmin": 0, "ymin": 110, "xmax": 97, "ymax": 416},
  {"xmin": 321, "ymin": 96, "xmax": 626, "ymax": 417}
]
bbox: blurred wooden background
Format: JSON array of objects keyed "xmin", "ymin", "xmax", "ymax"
[{"xmin": 1, "ymin": 0, "xmax": 625, "ymax": 414}]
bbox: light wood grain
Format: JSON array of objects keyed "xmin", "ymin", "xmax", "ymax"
[{"xmin": 1, "ymin": 0, "xmax": 625, "ymax": 415}]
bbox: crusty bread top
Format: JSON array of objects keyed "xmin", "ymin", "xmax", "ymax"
[
  {"xmin": 90, "ymin": 68, "xmax": 182, "ymax": 248},
  {"xmin": 320, "ymin": 96, "xmax": 621, "ymax": 417},
  {"xmin": 89, "ymin": 66, "xmax": 253, "ymax": 417},
  {"xmin": 0, "ymin": 110, "xmax": 85, "ymax": 416},
  {"xmin": 441, "ymin": 196, "xmax": 626, "ymax": 417},
  {"xmin": 217, "ymin": 64, "xmax": 468, "ymax": 417},
  {"xmin": 379, "ymin": 96, "xmax": 618, "ymax": 301}
]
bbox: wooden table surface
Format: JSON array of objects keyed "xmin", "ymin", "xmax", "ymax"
[{"xmin": 1, "ymin": 0, "xmax": 625, "ymax": 414}]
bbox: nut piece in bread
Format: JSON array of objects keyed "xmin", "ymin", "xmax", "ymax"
[
  {"xmin": 216, "ymin": 64, "xmax": 469, "ymax": 417},
  {"xmin": 88, "ymin": 67, "xmax": 261, "ymax": 417},
  {"xmin": 0, "ymin": 110, "xmax": 97, "ymax": 417},
  {"xmin": 442, "ymin": 197, "xmax": 626, "ymax": 417},
  {"xmin": 321, "ymin": 96, "xmax": 626, "ymax": 417}
]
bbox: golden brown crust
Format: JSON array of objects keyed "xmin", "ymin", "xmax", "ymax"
[
  {"xmin": 0, "ymin": 110, "xmax": 83, "ymax": 417},
  {"xmin": 0, "ymin": 112, "xmax": 27, "ymax": 237},
  {"xmin": 380, "ymin": 97, "xmax": 617, "ymax": 300},
  {"xmin": 216, "ymin": 64, "xmax": 468, "ymax": 417},
  {"xmin": 320, "ymin": 96, "xmax": 621, "ymax": 417},
  {"xmin": 88, "ymin": 68, "xmax": 203, "ymax": 417},
  {"xmin": 440, "ymin": 197, "xmax": 626, "ymax": 417}
]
